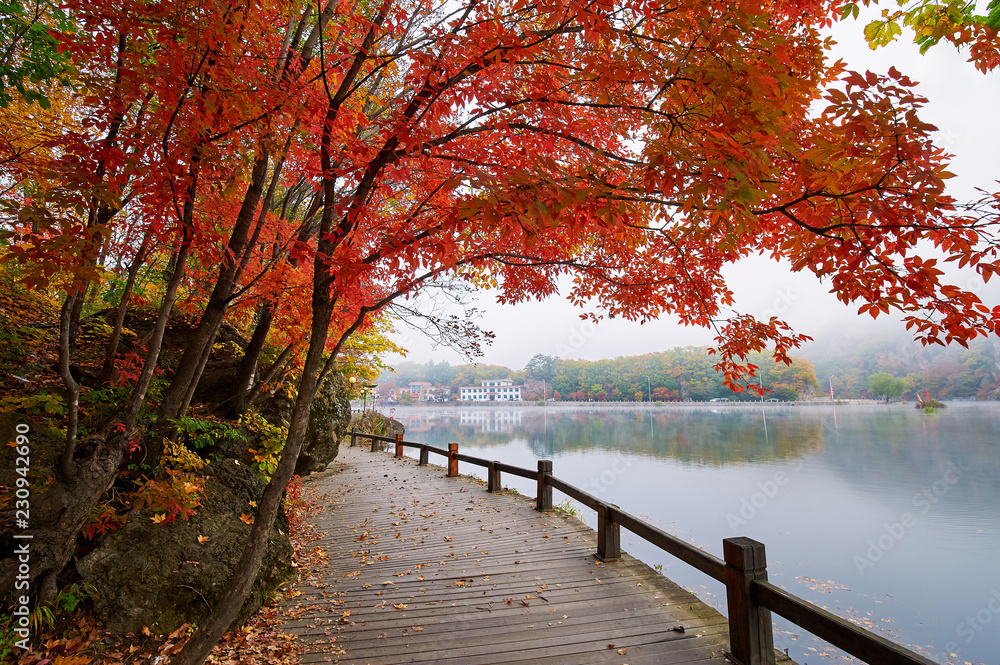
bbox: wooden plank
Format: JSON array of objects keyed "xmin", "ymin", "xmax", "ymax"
[{"xmin": 284, "ymin": 446, "xmax": 739, "ymax": 665}]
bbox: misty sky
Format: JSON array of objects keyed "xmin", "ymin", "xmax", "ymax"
[{"xmin": 387, "ymin": 10, "xmax": 1000, "ymax": 371}]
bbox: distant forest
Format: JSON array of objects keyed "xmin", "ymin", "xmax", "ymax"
[
  {"xmin": 381, "ymin": 348, "xmax": 821, "ymax": 402},
  {"xmin": 381, "ymin": 334, "xmax": 1000, "ymax": 402},
  {"xmin": 807, "ymin": 333, "xmax": 1000, "ymax": 400}
]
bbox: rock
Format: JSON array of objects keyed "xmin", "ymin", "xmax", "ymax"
[
  {"xmin": 77, "ymin": 459, "xmax": 293, "ymax": 634},
  {"xmin": 297, "ymin": 372, "xmax": 351, "ymax": 475},
  {"xmin": 0, "ymin": 413, "xmax": 61, "ymax": 488}
]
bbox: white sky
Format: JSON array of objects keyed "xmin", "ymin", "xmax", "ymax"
[{"xmin": 387, "ymin": 9, "xmax": 1000, "ymax": 371}]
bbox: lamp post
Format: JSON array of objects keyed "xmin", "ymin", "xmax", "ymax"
[
  {"xmin": 828, "ymin": 375, "xmax": 835, "ymax": 401},
  {"xmin": 363, "ymin": 382, "xmax": 377, "ymax": 411}
]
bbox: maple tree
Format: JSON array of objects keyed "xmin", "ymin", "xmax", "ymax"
[
  {"xmin": 2, "ymin": 0, "xmax": 1000, "ymax": 661},
  {"xmin": 843, "ymin": 0, "xmax": 999, "ymax": 68}
]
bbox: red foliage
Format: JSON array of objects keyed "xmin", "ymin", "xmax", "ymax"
[{"xmin": 3, "ymin": 0, "xmax": 999, "ymax": 386}]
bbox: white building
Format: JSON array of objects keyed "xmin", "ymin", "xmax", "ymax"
[
  {"xmin": 459, "ymin": 379, "xmax": 522, "ymax": 402},
  {"xmin": 460, "ymin": 410, "xmax": 523, "ymax": 432}
]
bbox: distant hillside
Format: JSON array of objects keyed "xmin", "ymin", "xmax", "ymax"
[
  {"xmin": 380, "ymin": 348, "xmax": 820, "ymax": 402},
  {"xmin": 804, "ymin": 332, "xmax": 999, "ymax": 400}
]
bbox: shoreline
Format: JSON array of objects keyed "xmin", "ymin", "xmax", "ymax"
[{"xmin": 373, "ymin": 398, "xmax": 924, "ymax": 411}]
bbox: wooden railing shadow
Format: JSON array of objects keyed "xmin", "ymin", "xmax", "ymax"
[{"xmin": 349, "ymin": 429, "xmax": 937, "ymax": 665}]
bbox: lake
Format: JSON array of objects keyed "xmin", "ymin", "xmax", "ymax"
[{"xmin": 382, "ymin": 402, "xmax": 1000, "ymax": 665}]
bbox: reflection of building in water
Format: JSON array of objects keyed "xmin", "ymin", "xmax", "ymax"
[
  {"xmin": 459, "ymin": 379, "xmax": 523, "ymax": 401},
  {"xmin": 460, "ymin": 410, "xmax": 523, "ymax": 432},
  {"xmin": 405, "ymin": 416, "xmax": 433, "ymax": 432}
]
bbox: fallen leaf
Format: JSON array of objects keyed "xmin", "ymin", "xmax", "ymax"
[
  {"xmin": 150, "ymin": 514, "xmax": 166, "ymax": 524},
  {"xmin": 197, "ymin": 535, "xmax": 209, "ymax": 544},
  {"xmin": 167, "ymin": 623, "xmax": 191, "ymax": 640},
  {"xmin": 618, "ymin": 648, "xmax": 627, "ymax": 655},
  {"xmin": 392, "ymin": 604, "xmax": 408, "ymax": 610},
  {"xmin": 240, "ymin": 513, "xmax": 254, "ymax": 525}
]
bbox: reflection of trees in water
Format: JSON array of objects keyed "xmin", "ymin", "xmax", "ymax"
[
  {"xmin": 400, "ymin": 408, "xmax": 822, "ymax": 466},
  {"xmin": 517, "ymin": 410, "xmax": 823, "ymax": 465},
  {"xmin": 398, "ymin": 405, "xmax": 1000, "ymax": 507},
  {"xmin": 815, "ymin": 406, "xmax": 1000, "ymax": 506}
]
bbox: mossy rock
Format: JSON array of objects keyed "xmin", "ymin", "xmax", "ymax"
[
  {"xmin": 76, "ymin": 459, "xmax": 293, "ymax": 634},
  {"xmin": 297, "ymin": 372, "xmax": 351, "ymax": 475}
]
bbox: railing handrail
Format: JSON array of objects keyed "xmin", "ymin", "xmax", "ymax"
[
  {"xmin": 348, "ymin": 428, "xmax": 936, "ymax": 665},
  {"xmin": 752, "ymin": 581, "xmax": 936, "ymax": 665}
]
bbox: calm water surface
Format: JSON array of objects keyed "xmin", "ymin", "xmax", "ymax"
[{"xmin": 387, "ymin": 403, "xmax": 1000, "ymax": 665}]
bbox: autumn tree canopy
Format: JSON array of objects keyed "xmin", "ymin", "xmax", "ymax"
[{"xmin": 2, "ymin": 0, "xmax": 999, "ymax": 661}]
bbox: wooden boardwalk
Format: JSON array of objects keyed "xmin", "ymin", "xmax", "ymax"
[{"xmin": 283, "ymin": 444, "xmax": 775, "ymax": 665}]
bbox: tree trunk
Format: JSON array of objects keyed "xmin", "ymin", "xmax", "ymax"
[
  {"xmin": 123, "ymin": 142, "xmax": 202, "ymax": 441},
  {"xmin": 57, "ymin": 293, "xmax": 82, "ymax": 480},
  {"xmin": 222, "ymin": 299, "xmax": 276, "ymax": 418},
  {"xmin": 98, "ymin": 232, "xmax": 151, "ymax": 385},
  {"xmin": 0, "ymin": 432, "xmax": 123, "ymax": 604},
  {"xmin": 242, "ymin": 342, "xmax": 296, "ymax": 413},
  {"xmin": 177, "ymin": 317, "xmax": 225, "ymax": 418},
  {"xmin": 153, "ymin": 150, "xmax": 270, "ymax": 428},
  {"xmin": 170, "ymin": 330, "xmax": 330, "ymax": 665},
  {"xmin": 171, "ymin": 93, "xmax": 344, "ymax": 665}
]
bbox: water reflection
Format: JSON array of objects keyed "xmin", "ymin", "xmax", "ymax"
[
  {"xmin": 396, "ymin": 406, "xmax": 825, "ymax": 464},
  {"xmin": 389, "ymin": 403, "xmax": 1000, "ymax": 664}
]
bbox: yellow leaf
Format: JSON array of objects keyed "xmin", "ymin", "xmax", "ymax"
[
  {"xmin": 240, "ymin": 513, "xmax": 254, "ymax": 524},
  {"xmin": 392, "ymin": 603, "xmax": 408, "ymax": 610},
  {"xmin": 197, "ymin": 535, "xmax": 209, "ymax": 543},
  {"xmin": 150, "ymin": 513, "xmax": 167, "ymax": 524}
]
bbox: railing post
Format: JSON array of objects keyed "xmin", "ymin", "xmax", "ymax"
[
  {"xmin": 536, "ymin": 460, "xmax": 553, "ymax": 511},
  {"xmin": 723, "ymin": 537, "xmax": 775, "ymax": 665},
  {"xmin": 350, "ymin": 428, "xmax": 357, "ymax": 448},
  {"xmin": 447, "ymin": 443, "xmax": 459, "ymax": 477},
  {"xmin": 596, "ymin": 502, "xmax": 621, "ymax": 561},
  {"xmin": 370, "ymin": 434, "xmax": 378, "ymax": 453},
  {"xmin": 395, "ymin": 432, "xmax": 403, "ymax": 458},
  {"xmin": 487, "ymin": 461, "xmax": 501, "ymax": 493},
  {"xmin": 418, "ymin": 445, "xmax": 428, "ymax": 466}
]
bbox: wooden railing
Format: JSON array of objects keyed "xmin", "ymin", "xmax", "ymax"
[{"xmin": 348, "ymin": 430, "xmax": 937, "ymax": 665}]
